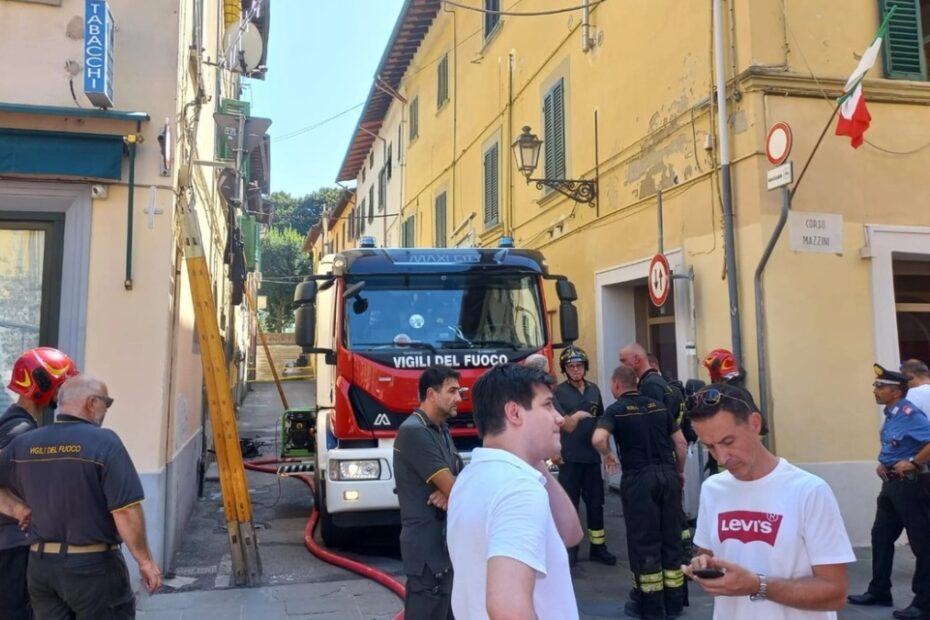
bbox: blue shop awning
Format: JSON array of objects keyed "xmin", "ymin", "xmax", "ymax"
[{"xmin": 0, "ymin": 128, "xmax": 124, "ymax": 180}]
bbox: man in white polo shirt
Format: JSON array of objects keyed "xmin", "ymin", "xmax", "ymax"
[{"xmin": 447, "ymin": 363, "xmax": 583, "ymax": 619}]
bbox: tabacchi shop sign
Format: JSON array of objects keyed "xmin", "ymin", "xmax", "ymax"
[{"xmin": 84, "ymin": 0, "xmax": 115, "ymax": 109}]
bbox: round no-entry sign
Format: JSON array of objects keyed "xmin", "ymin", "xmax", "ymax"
[
  {"xmin": 765, "ymin": 122, "xmax": 793, "ymax": 166},
  {"xmin": 648, "ymin": 254, "xmax": 671, "ymax": 307}
]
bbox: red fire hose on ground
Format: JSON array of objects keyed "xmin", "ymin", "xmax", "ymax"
[{"xmin": 244, "ymin": 458, "xmax": 405, "ymax": 620}]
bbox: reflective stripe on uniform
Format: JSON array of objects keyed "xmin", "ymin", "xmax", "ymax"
[
  {"xmin": 588, "ymin": 528, "xmax": 605, "ymax": 545},
  {"xmin": 663, "ymin": 568, "xmax": 684, "ymax": 588},
  {"xmin": 640, "ymin": 571, "xmax": 664, "ymax": 592}
]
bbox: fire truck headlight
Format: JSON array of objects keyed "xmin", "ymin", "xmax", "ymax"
[{"xmin": 330, "ymin": 459, "xmax": 381, "ymax": 480}]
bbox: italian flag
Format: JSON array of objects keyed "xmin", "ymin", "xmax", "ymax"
[{"xmin": 835, "ymin": 10, "xmax": 893, "ymax": 148}]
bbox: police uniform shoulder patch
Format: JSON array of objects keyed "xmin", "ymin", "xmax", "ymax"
[{"xmin": 903, "ymin": 405, "xmax": 914, "ymax": 415}]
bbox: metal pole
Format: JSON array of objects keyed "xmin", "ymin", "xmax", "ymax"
[
  {"xmin": 714, "ymin": 0, "xmax": 743, "ymax": 365},
  {"xmin": 754, "ymin": 185, "xmax": 790, "ymax": 453},
  {"xmin": 657, "ymin": 188, "xmax": 664, "ymax": 254}
]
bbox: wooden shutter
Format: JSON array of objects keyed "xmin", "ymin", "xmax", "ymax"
[
  {"xmin": 409, "ymin": 97, "xmax": 419, "ymax": 141},
  {"xmin": 438, "ymin": 55, "xmax": 449, "ymax": 108},
  {"xmin": 435, "ymin": 192, "xmax": 447, "ymax": 247},
  {"xmin": 543, "ymin": 79, "xmax": 566, "ymax": 180},
  {"xmin": 368, "ymin": 186, "xmax": 375, "ymax": 223},
  {"xmin": 881, "ymin": 0, "xmax": 927, "ymax": 79}
]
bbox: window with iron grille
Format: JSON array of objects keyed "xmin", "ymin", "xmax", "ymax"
[
  {"xmin": 435, "ymin": 192, "xmax": 448, "ymax": 247},
  {"xmin": 543, "ymin": 78, "xmax": 566, "ymax": 181},
  {"xmin": 409, "ymin": 96, "xmax": 419, "ymax": 141},
  {"xmin": 403, "ymin": 215, "xmax": 417, "ymax": 248},
  {"xmin": 378, "ymin": 167, "xmax": 387, "ymax": 211},
  {"xmin": 483, "ymin": 143, "xmax": 500, "ymax": 226},
  {"xmin": 879, "ymin": 0, "xmax": 929, "ymax": 80},
  {"xmin": 484, "ymin": 0, "xmax": 501, "ymax": 38},
  {"xmin": 437, "ymin": 54, "xmax": 449, "ymax": 108}
]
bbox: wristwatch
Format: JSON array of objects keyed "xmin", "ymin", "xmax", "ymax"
[{"xmin": 749, "ymin": 574, "xmax": 768, "ymax": 602}]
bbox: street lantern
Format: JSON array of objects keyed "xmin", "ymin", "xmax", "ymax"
[
  {"xmin": 512, "ymin": 126, "xmax": 543, "ymax": 180},
  {"xmin": 510, "ymin": 124, "xmax": 597, "ymax": 205}
]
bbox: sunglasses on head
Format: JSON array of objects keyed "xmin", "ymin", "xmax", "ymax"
[{"xmin": 687, "ymin": 388, "xmax": 756, "ymax": 412}]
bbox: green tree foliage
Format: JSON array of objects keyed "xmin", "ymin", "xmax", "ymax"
[
  {"xmin": 258, "ymin": 187, "xmax": 342, "ymax": 331},
  {"xmin": 259, "ymin": 226, "xmax": 312, "ymax": 332}
]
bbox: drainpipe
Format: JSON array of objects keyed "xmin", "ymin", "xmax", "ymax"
[
  {"xmin": 754, "ymin": 186, "xmax": 790, "ymax": 453},
  {"xmin": 582, "ymin": 0, "xmax": 593, "ymax": 53},
  {"xmin": 713, "ymin": 0, "xmax": 743, "ymax": 365},
  {"xmin": 124, "ymin": 123, "xmax": 141, "ymax": 290}
]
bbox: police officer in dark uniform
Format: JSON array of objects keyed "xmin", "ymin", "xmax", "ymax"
[
  {"xmin": 593, "ymin": 365, "xmax": 688, "ymax": 620},
  {"xmin": 849, "ymin": 364, "xmax": 930, "ymax": 620},
  {"xmin": 0, "ymin": 375, "xmax": 161, "ymax": 619},
  {"xmin": 393, "ymin": 365, "xmax": 464, "ymax": 620},
  {"xmin": 0, "ymin": 347, "xmax": 78, "ymax": 620},
  {"xmin": 553, "ymin": 346, "xmax": 616, "ymax": 566}
]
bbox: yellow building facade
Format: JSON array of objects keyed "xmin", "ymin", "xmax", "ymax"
[{"xmin": 333, "ymin": 0, "xmax": 930, "ymax": 544}]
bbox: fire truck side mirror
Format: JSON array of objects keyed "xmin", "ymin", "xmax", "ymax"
[
  {"xmin": 294, "ymin": 280, "xmax": 317, "ymax": 349},
  {"xmin": 555, "ymin": 279, "xmax": 577, "ymax": 302},
  {"xmin": 559, "ymin": 302, "xmax": 579, "ymax": 343}
]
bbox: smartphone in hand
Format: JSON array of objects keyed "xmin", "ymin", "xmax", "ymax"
[{"xmin": 692, "ymin": 568, "xmax": 725, "ymax": 579}]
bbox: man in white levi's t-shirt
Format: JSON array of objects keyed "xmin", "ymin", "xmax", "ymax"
[
  {"xmin": 447, "ymin": 363, "xmax": 583, "ymax": 620},
  {"xmin": 682, "ymin": 383, "xmax": 855, "ymax": 620},
  {"xmin": 901, "ymin": 359, "xmax": 930, "ymax": 416}
]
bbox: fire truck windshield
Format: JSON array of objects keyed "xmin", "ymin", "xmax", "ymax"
[{"xmin": 344, "ymin": 273, "xmax": 545, "ymax": 351}]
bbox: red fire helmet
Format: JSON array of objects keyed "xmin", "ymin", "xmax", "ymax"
[
  {"xmin": 7, "ymin": 347, "xmax": 79, "ymax": 407},
  {"xmin": 702, "ymin": 348, "xmax": 740, "ymax": 383}
]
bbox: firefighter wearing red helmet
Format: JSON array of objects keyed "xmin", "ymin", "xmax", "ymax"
[
  {"xmin": 553, "ymin": 345, "xmax": 617, "ymax": 567},
  {"xmin": 702, "ymin": 348, "xmax": 743, "ymax": 384},
  {"xmin": 0, "ymin": 347, "xmax": 78, "ymax": 620}
]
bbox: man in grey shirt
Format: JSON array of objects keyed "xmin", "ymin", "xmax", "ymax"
[{"xmin": 393, "ymin": 365, "xmax": 463, "ymax": 620}]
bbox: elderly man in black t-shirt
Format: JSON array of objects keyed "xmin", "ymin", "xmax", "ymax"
[
  {"xmin": 553, "ymin": 346, "xmax": 616, "ymax": 567},
  {"xmin": 0, "ymin": 375, "xmax": 161, "ymax": 619}
]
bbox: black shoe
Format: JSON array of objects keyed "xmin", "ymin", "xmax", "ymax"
[
  {"xmin": 894, "ymin": 605, "xmax": 930, "ymax": 620},
  {"xmin": 848, "ymin": 592, "xmax": 894, "ymax": 607},
  {"xmin": 590, "ymin": 543, "xmax": 617, "ymax": 566}
]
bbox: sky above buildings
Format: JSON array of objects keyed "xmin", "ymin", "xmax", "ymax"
[{"xmin": 249, "ymin": 1, "xmax": 405, "ymax": 198}]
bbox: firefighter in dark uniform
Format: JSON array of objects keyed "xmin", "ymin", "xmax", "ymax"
[
  {"xmin": 393, "ymin": 365, "xmax": 464, "ymax": 620},
  {"xmin": 0, "ymin": 375, "xmax": 161, "ymax": 619},
  {"xmin": 0, "ymin": 347, "xmax": 78, "ymax": 620},
  {"xmin": 593, "ymin": 365, "xmax": 688, "ymax": 620},
  {"xmin": 553, "ymin": 346, "xmax": 616, "ymax": 566},
  {"xmin": 849, "ymin": 364, "xmax": 930, "ymax": 620}
]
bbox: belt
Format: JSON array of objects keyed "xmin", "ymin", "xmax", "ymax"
[{"xmin": 30, "ymin": 542, "xmax": 120, "ymax": 554}]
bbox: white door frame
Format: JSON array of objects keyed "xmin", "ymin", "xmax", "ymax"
[
  {"xmin": 864, "ymin": 225, "xmax": 930, "ymax": 368},
  {"xmin": 594, "ymin": 249, "xmax": 694, "ymax": 394}
]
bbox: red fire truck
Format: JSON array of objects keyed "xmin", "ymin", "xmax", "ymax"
[{"xmin": 293, "ymin": 238, "xmax": 578, "ymax": 546}]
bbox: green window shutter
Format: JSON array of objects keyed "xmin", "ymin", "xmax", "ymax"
[
  {"xmin": 880, "ymin": 0, "xmax": 927, "ymax": 79},
  {"xmin": 435, "ymin": 193, "xmax": 447, "ymax": 247},
  {"xmin": 409, "ymin": 97, "xmax": 419, "ymax": 141},
  {"xmin": 484, "ymin": 145, "xmax": 500, "ymax": 226},
  {"xmin": 216, "ymin": 99, "xmax": 251, "ymax": 161},
  {"xmin": 368, "ymin": 186, "xmax": 375, "ymax": 223},
  {"xmin": 543, "ymin": 80, "xmax": 566, "ymax": 181},
  {"xmin": 360, "ymin": 199, "xmax": 366, "ymax": 233},
  {"xmin": 437, "ymin": 55, "xmax": 449, "ymax": 108}
]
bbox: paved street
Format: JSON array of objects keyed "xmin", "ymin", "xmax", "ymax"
[{"xmin": 139, "ymin": 381, "xmax": 918, "ymax": 619}]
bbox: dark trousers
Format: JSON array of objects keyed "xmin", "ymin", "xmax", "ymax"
[
  {"xmin": 558, "ymin": 461, "xmax": 605, "ymax": 542},
  {"xmin": 621, "ymin": 465, "xmax": 686, "ymax": 620},
  {"xmin": 867, "ymin": 477, "xmax": 930, "ymax": 608},
  {"xmin": 404, "ymin": 565, "xmax": 454, "ymax": 620},
  {"xmin": 27, "ymin": 548, "xmax": 134, "ymax": 620},
  {"xmin": 0, "ymin": 545, "xmax": 32, "ymax": 620}
]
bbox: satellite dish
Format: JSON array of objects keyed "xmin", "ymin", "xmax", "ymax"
[
  {"xmin": 223, "ymin": 21, "xmax": 264, "ymax": 74},
  {"xmin": 218, "ymin": 167, "xmax": 239, "ymax": 205}
]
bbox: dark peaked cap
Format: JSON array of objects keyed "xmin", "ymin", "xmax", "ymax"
[{"xmin": 873, "ymin": 363, "xmax": 909, "ymax": 387}]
